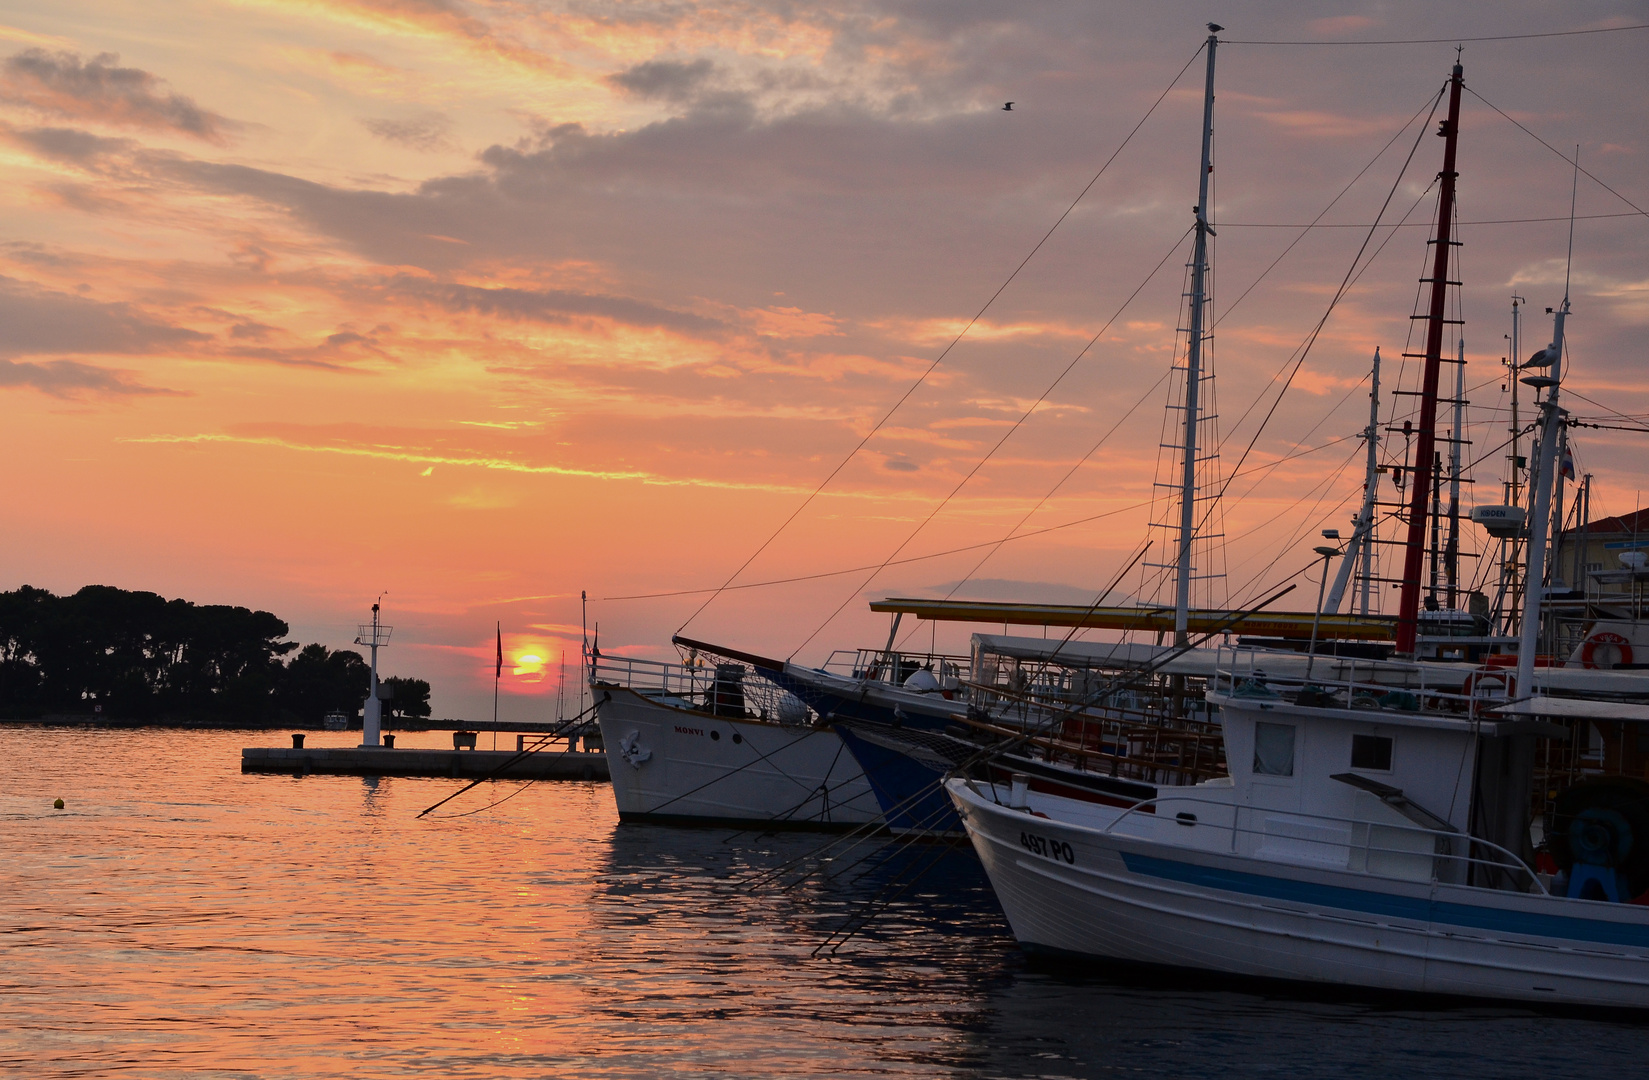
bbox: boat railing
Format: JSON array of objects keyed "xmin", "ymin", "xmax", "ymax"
[
  {"xmin": 1099, "ymin": 793, "xmax": 1547, "ymax": 895},
  {"xmin": 591, "ymin": 652, "xmax": 815, "ymax": 724},
  {"xmin": 1211, "ymin": 644, "xmax": 1506, "ymax": 717},
  {"xmin": 590, "ymin": 652, "xmax": 705, "ymax": 697},
  {"xmin": 822, "ymin": 648, "xmax": 973, "ymax": 686}
]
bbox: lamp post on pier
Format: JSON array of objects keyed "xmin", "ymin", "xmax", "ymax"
[{"xmin": 355, "ymin": 602, "xmax": 393, "ymax": 747}]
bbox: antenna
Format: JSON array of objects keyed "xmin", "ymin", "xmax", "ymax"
[{"xmin": 1564, "ymin": 145, "xmax": 1579, "ymax": 303}]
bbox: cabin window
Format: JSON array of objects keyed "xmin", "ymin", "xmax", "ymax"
[
  {"xmin": 1351, "ymin": 734, "xmax": 1393, "ymax": 771},
  {"xmin": 1253, "ymin": 722, "xmax": 1296, "ymax": 777}
]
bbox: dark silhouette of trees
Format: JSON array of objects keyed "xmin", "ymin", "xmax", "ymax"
[
  {"xmin": 380, "ymin": 676, "xmax": 431, "ymax": 721},
  {"xmin": 0, "ymin": 585, "xmax": 433, "ymax": 723},
  {"xmin": 275, "ymin": 643, "xmax": 371, "ymax": 725}
]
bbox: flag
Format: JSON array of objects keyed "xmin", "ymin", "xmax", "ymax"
[
  {"xmin": 495, "ymin": 622, "xmax": 503, "ymax": 679},
  {"xmin": 1561, "ymin": 445, "xmax": 1575, "ymax": 481}
]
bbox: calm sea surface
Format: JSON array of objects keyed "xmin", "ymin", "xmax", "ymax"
[{"xmin": 1, "ymin": 727, "xmax": 1642, "ymax": 1078}]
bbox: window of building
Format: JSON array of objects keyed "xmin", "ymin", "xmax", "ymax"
[
  {"xmin": 1351, "ymin": 733, "xmax": 1393, "ymax": 771},
  {"xmin": 1253, "ymin": 722, "xmax": 1296, "ymax": 777}
]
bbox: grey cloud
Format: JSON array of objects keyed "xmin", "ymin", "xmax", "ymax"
[
  {"xmin": 2, "ymin": 124, "xmax": 135, "ymax": 165},
  {"xmin": 362, "ymin": 114, "xmax": 457, "ymax": 153},
  {"xmin": 1, "ymin": 49, "xmax": 234, "ymax": 142},
  {"xmin": 0, "ymin": 275, "xmax": 210, "ymax": 358},
  {"xmin": 0, "ymin": 357, "xmax": 174, "ymax": 398},
  {"xmin": 608, "ymin": 58, "xmax": 717, "ymax": 103},
  {"xmin": 394, "ymin": 278, "xmax": 726, "ymax": 337}
]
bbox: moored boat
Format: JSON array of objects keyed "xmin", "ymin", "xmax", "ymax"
[
  {"xmin": 949, "ymin": 47, "xmax": 1649, "ymax": 1007},
  {"xmin": 948, "ymin": 644, "xmax": 1649, "ymax": 1007},
  {"xmin": 590, "ymin": 649, "xmax": 881, "ymax": 830}
]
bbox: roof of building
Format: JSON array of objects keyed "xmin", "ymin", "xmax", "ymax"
[{"xmin": 1562, "ymin": 507, "xmax": 1649, "ymax": 536}]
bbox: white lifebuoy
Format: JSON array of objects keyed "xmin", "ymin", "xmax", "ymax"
[
  {"xmin": 1581, "ymin": 632, "xmax": 1634, "ymax": 670},
  {"xmin": 1461, "ymin": 668, "xmax": 1516, "ymax": 716}
]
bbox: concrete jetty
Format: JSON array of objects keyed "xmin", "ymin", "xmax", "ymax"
[{"xmin": 242, "ymin": 745, "xmax": 610, "ymax": 781}]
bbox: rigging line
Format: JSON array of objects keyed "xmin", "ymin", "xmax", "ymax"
[
  {"xmin": 1464, "ymin": 85, "xmax": 1649, "ymax": 219},
  {"xmin": 640, "ymin": 724, "xmax": 834, "ymax": 818},
  {"xmin": 428, "ymin": 778, "xmax": 537, "ymax": 818},
  {"xmin": 671, "ymin": 45, "xmax": 1209, "ymax": 637},
  {"xmin": 1214, "ymin": 163, "xmax": 1438, "ymax": 457},
  {"xmin": 606, "ymin": 500, "xmax": 1152, "ymax": 601},
  {"xmin": 1022, "ymin": 540, "xmax": 1153, "ymax": 663},
  {"xmin": 1460, "ymin": 423, "xmax": 1539, "ymax": 477},
  {"xmin": 1225, "ymin": 445, "xmax": 1365, "ymax": 598},
  {"xmin": 1214, "ymin": 86, "xmax": 1445, "ymax": 328},
  {"xmin": 814, "ymin": 833, "xmax": 973, "ymax": 957},
  {"xmin": 741, "ymin": 766, "xmax": 962, "ymax": 895},
  {"xmin": 787, "ymin": 226, "xmax": 1196, "ymax": 661},
  {"xmin": 906, "ymin": 537, "xmax": 1152, "ymax": 657},
  {"xmin": 1225, "ymin": 181, "xmax": 1436, "ymax": 449},
  {"xmin": 717, "ymin": 740, "xmax": 874, "ymax": 843},
  {"xmin": 762, "ymin": 586, "xmax": 1305, "ymax": 898},
  {"xmin": 414, "ymin": 700, "xmax": 597, "ymax": 818},
  {"xmin": 891, "ymin": 366, "xmax": 1173, "ymax": 648},
  {"xmin": 767, "ymin": 788, "xmax": 960, "ymax": 894},
  {"xmin": 1195, "ymin": 81, "xmax": 1443, "ymax": 555},
  {"xmin": 1565, "ymin": 388, "xmax": 1649, "ymax": 429},
  {"xmin": 738, "ymin": 791, "xmax": 904, "ymax": 892},
  {"xmin": 1222, "ymin": 212, "xmax": 1643, "ymax": 228},
  {"xmin": 602, "ymin": 431, "xmax": 1360, "ymax": 602},
  {"xmin": 1223, "ymin": 25, "xmax": 1649, "ymax": 45},
  {"xmin": 1571, "ymin": 421, "xmax": 1649, "ymax": 435},
  {"xmin": 1222, "ymin": 440, "xmax": 1365, "ymax": 574}
]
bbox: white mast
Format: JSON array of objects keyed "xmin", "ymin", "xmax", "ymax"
[
  {"xmin": 1447, "ymin": 338, "xmax": 1465, "ymax": 605},
  {"xmin": 1173, "ymin": 25, "xmax": 1220, "ymax": 645},
  {"xmin": 1548, "ymin": 424, "xmax": 1569, "ymax": 588},
  {"xmin": 1325, "ymin": 348, "xmax": 1381, "ymax": 613},
  {"xmin": 1515, "ymin": 304, "xmax": 1567, "ymax": 694}
]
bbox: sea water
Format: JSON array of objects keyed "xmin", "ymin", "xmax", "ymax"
[{"xmin": 0, "ymin": 727, "xmax": 1640, "ymax": 1078}]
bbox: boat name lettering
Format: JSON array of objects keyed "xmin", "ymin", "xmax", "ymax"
[
  {"xmin": 1019, "ymin": 831, "xmax": 1075, "ymax": 864},
  {"xmin": 674, "ymin": 726, "xmax": 705, "ymax": 736}
]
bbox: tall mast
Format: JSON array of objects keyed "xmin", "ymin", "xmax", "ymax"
[
  {"xmin": 1394, "ymin": 61, "xmax": 1465, "ymax": 656},
  {"xmin": 1325, "ymin": 348, "xmax": 1381, "ymax": 613},
  {"xmin": 1516, "ymin": 302, "xmax": 1568, "ymax": 693},
  {"xmin": 1549, "ymin": 423, "xmax": 1569, "ymax": 588},
  {"xmin": 1574, "ymin": 474, "xmax": 1591, "ymax": 594},
  {"xmin": 1445, "ymin": 337, "xmax": 1465, "ymax": 607},
  {"xmin": 1502, "ymin": 297, "xmax": 1525, "ymax": 635},
  {"xmin": 1173, "ymin": 26, "xmax": 1220, "ymax": 646}
]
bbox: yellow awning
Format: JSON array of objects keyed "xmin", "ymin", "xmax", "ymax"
[{"xmin": 868, "ymin": 598, "xmax": 1396, "ymax": 641}]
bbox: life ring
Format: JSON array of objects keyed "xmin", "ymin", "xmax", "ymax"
[
  {"xmin": 1581, "ymin": 632, "xmax": 1634, "ymax": 670},
  {"xmin": 1460, "ymin": 667, "xmax": 1516, "ymax": 716}
]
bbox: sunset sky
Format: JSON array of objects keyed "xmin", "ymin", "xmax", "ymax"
[{"xmin": 2, "ymin": 1, "xmax": 1645, "ymax": 721}]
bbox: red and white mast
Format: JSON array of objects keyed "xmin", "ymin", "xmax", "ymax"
[{"xmin": 1394, "ymin": 61, "xmax": 1465, "ymax": 656}]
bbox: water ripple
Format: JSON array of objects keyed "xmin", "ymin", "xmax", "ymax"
[{"xmin": 0, "ymin": 728, "xmax": 1640, "ymax": 1077}]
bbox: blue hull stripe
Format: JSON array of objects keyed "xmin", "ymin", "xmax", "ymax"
[{"xmin": 1120, "ymin": 852, "xmax": 1649, "ymax": 949}]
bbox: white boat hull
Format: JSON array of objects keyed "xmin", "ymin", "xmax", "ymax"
[
  {"xmin": 950, "ymin": 779, "xmax": 1649, "ymax": 1008},
  {"xmin": 596, "ymin": 686, "xmax": 881, "ymax": 829}
]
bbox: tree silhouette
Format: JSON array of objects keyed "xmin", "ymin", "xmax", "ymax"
[{"xmin": 0, "ymin": 585, "xmax": 432, "ymax": 724}]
